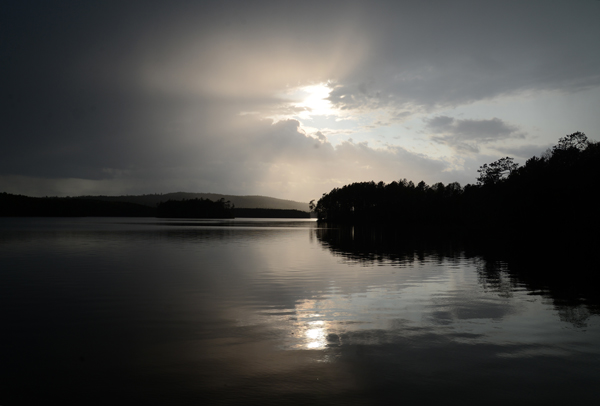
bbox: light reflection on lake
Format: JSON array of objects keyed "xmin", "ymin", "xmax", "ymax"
[{"xmin": 1, "ymin": 218, "xmax": 599, "ymax": 405}]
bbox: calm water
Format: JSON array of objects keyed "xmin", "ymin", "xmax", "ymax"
[{"xmin": 1, "ymin": 218, "xmax": 599, "ymax": 405}]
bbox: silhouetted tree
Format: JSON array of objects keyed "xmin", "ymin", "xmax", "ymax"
[
  {"xmin": 553, "ymin": 131, "xmax": 588, "ymax": 151},
  {"xmin": 477, "ymin": 157, "xmax": 519, "ymax": 186}
]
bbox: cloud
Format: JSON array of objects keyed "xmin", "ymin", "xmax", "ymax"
[
  {"xmin": 425, "ymin": 116, "xmax": 520, "ymax": 140},
  {"xmin": 425, "ymin": 116, "xmax": 523, "ymax": 153},
  {"xmin": 494, "ymin": 143, "xmax": 554, "ymax": 160},
  {"xmin": 1, "ymin": 1, "xmax": 599, "ymax": 201},
  {"xmin": 324, "ymin": 1, "xmax": 600, "ymax": 114},
  {"xmin": 0, "ymin": 114, "xmax": 452, "ymax": 201}
]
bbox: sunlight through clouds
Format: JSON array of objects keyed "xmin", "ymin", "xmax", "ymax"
[
  {"xmin": 2, "ymin": 1, "xmax": 600, "ymax": 200},
  {"xmin": 294, "ymin": 83, "xmax": 336, "ymax": 119},
  {"xmin": 269, "ymin": 82, "xmax": 346, "ymax": 125}
]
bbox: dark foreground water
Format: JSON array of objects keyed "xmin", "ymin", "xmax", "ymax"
[{"xmin": 1, "ymin": 218, "xmax": 599, "ymax": 405}]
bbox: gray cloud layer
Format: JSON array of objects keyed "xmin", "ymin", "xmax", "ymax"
[
  {"xmin": 327, "ymin": 1, "xmax": 600, "ymax": 111},
  {"xmin": 2, "ymin": 1, "xmax": 599, "ymax": 199},
  {"xmin": 425, "ymin": 116, "xmax": 522, "ymax": 153}
]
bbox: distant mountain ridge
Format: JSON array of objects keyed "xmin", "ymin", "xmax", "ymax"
[{"xmin": 78, "ymin": 192, "xmax": 310, "ymax": 211}]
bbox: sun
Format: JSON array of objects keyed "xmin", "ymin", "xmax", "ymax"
[
  {"xmin": 295, "ymin": 83, "xmax": 335, "ymax": 118},
  {"xmin": 264, "ymin": 81, "xmax": 349, "ymax": 137}
]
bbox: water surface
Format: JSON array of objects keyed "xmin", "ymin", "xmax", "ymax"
[{"xmin": 1, "ymin": 218, "xmax": 599, "ymax": 405}]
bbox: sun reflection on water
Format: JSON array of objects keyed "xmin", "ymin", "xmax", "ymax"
[
  {"xmin": 252, "ymin": 258, "xmax": 577, "ymax": 355},
  {"xmin": 305, "ymin": 320, "xmax": 327, "ymax": 349}
]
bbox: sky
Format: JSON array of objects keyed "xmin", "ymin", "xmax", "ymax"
[{"xmin": 2, "ymin": 0, "xmax": 600, "ymax": 202}]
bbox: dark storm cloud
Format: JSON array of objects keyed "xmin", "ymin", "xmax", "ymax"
[
  {"xmin": 1, "ymin": 1, "xmax": 599, "ymax": 198},
  {"xmin": 1, "ymin": 1, "xmax": 354, "ymax": 176},
  {"xmin": 327, "ymin": 1, "xmax": 600, "ymax": 111}
]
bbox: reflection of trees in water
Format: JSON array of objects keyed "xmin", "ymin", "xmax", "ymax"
[
  {"xmin": 315, "ymin": 225, "xmax": 600, "ymax": 327},
  {"xmin": 315, "ymin": 225, "xmax": 465, "ymax": 268},
  {"xmin": 474, "ymin": 259, "xmax": 516, "ymax": 299},
  {"xmin": 556, "ymin": 306, "xmax": 592, "ymax": 329},
  {"xmin": 481, "ymin": 247, "xmax": 600, "ymax": 328}
]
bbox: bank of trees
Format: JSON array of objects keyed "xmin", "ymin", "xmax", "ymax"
[
  {"xmin": 1, "ymin": 194, "xmax": 315, "ymax": 219},
  {"xmin": 233, "ymin": 208, "xmax": 310, "ymax": 218},
  {"xmin": 314, "ymin": 132, "xmax": 600, "ymax": 239},
  {"xmin": 156, "ymin": 198, "xmax": 234, "ymax": 218},
  {"xmin": 314, "ymin": 178, "xmax": 466, "ymax": 228},
  {"xmin": 0, "ymin": 193, "xmax": 156, "ymax": 217},
  {"xmin": 0, "ymin": 194, "xmax": 237, "ymax": 218}
]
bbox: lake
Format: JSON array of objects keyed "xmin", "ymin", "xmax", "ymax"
[{"xmin": 1, "ymin": 217, "xmax": 599, "ymax": 405}]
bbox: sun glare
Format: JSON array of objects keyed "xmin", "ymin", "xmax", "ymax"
[
  {"xmin": 265, "ymin": 82, "xmax": 352, "ymax": 143},
  {"xmin": 295, "ymin": 83, "xmax": 335, "ymax": 118}
]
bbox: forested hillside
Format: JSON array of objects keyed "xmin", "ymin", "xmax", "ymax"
[
  {"xmin": 0, "ymin": 194, "xmax": 155, "ymax": 217},
  {"xmin": 156, "ymin": 198, "xmax": 234, "ymax": 218},
  {"xmin": 78, "ymin": 192, "xmax": 309, "ymax": 211}
]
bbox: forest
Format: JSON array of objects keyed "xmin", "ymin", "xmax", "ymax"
[
  {"xmin": 233, "ymin": 208, "xmax": 310, "ymax": 218},
  {"xmin": 0, "ymin": 193, "xmax": 310, "ymax": 219},
  {"xmin": 156, "ymin": 198, "xmax": 234, "ymax": 218},
  {"xmin": 314, "ymin": 132, "xmax": 599, "ymax": 251},
  {"xmin": 0, "ymin": 193, "xmax": 156, "ymax": 217}
]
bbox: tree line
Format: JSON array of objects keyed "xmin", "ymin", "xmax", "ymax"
[
  {"xmin": 313, "ymin": 132, "xmax": 600, "ymax": 243},
  {"xmin": 0, "ymin": 193, "xmax": 310, "ymax": 218},
  {"xmin": 156, "ymin": 198, "xmax": 234, "ymax": 218},
  {"xmin": 0, "ymin": 193, "xmax": 156, "ymax": 217}
]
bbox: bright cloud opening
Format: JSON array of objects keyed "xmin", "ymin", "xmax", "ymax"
[{"xmin": 294, "ymin": 83, "xmax": 336, "ymax": 119}]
